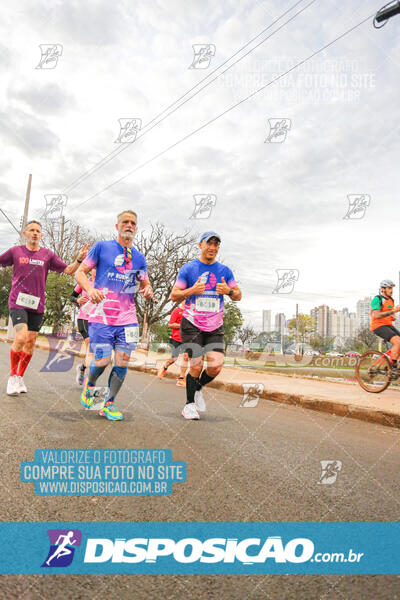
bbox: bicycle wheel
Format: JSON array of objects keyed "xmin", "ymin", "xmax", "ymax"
[{"xmin": 355, "ymin": 350, "xmax": 391, "ymax": 393}]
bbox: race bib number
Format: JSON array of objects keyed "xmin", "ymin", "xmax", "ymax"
[
  {"xmin": 125, "ymin": 326, "xmax": 139, "ymax": 343},
  {"xmin": 195, "ymin": 296, "xmax": 219, "ymax": 312},
  {"xmin": 16, "ymin": 292, "xmax": 40, "ymax": 310}
]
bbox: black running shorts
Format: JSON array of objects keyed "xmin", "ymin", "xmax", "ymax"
[
  {"xmin": 180, "ymin": 316, "xmax": 224, "ymax": 358},
  {"xmin": 77, "ymin": 318, "xmax": 89, "ymax": 340},
  {"xmin": 10, "ymin": 308, "xmax": 44, "ymax": 333}
]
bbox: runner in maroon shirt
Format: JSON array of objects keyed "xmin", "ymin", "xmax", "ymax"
[
  {"xmin": 0, "ymin": 220, "xmax": 88, "ymax": 395},
  {"xmin": 157, "ymin": 301, "xmax": 189, "ymax": 386}
]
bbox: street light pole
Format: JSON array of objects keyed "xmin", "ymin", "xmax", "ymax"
[{"xmin": 7, "ymin": 174, "xmax": 32, "ymax": 341}]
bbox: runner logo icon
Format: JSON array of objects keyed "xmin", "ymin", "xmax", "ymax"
[{"xmin": 41, "ymin": 529, "xmax": 82, "ymax": 567}]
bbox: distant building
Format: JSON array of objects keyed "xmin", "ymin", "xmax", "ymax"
[
  {"xmin": 356, "ymin": 297, "xmax": 372, "ymax": 331},
  {"xmin": 262, "ymin": 309, "xmax": 272, "ymax": 332},
  {"xmin": 275, "ymin": 313, "xmax": 286, "ymax": 336},
  {"xmin": 329, "ymin": 307, "xmax": 357, "ymax": 346},
  {"xmin": 310, "ymin": 305, "xmax": 330, "ymax": 336}
]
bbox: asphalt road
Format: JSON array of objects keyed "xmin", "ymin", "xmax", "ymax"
[{"xmin": 1, "ymin": 342, "xmax": 400, "ymax": 599}]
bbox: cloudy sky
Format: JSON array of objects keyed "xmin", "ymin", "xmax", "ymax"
[{"xmin": 1, "ymin": 0, "xmax": 399, "ymax": 329}]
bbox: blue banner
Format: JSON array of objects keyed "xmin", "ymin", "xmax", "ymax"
[{"xmin": 0, "ymin": 522, "xmax": 399, "ymax": 574}]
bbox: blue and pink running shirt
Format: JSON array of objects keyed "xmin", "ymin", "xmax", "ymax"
[
  {"xmin": 83, "ymin": 240, "xmax": 148, "ymax": 326},
  {"xmin": 174, "ymin": 259, "xmax": 237, "ymax": 332}
]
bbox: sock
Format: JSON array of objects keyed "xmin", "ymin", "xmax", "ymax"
[
  {"xmin": 199, "ymin": 370, "xmax": 215, "ymax": 388},
  {"xmin": 105, "ymin": 366, "xmax": 127, "ymax": 406},
  {"xmin": 10, "ymin": 349, "xmax": 21, "ymax": 376},
  {"xmin": 186, "ymin": 373, "xmax": 201, "ymax": 404},
  {"xmin": 17, "ymin": 351, "xmax": 33, "ymax": 377},
  {"xmin": 88, "ymin": 360, "xmax": 106, "ymax": 386}
]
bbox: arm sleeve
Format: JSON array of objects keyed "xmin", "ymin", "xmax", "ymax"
[
  {"xmin": 175, "ymin": 264, "xmax": 189, "ymax": 290},
  {"xmin": 370, "ymin": 296, "xmax": 381, "ymax": 310},
  {"xmin": 49, "ymin": 251, "xmax": 67, "ymax": 273},
  {"xmin": 224, "ymin": 267, "xmax": 237, "ymax": 288},
  {"xmin": 83, "ymin": 241, "xmax": 101, "ymax": 269},
  {"xmin": 0, "ymin": 248, "xmax": 14, "ymax": 267},
  {"xmin": 69, "ymin": 290, "xmax": 80, "ymax": 304}
]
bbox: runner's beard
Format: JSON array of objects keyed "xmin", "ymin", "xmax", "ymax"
[{"xmin": 121, "ymin": 230, "xmax": 134, "ymax": 241}]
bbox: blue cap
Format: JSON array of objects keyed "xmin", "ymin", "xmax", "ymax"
[{"xmin": 200, "ymin": 231, "xmax": 221, "ymax": 243}]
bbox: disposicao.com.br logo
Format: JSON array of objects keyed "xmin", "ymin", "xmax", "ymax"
[
  {"xmin": 42, "ymin": 529, "xmax": 82, "ymax": 567},
  {"xmin": 82, "ymin": 536, "xmax": 363, "ymax": 565}
]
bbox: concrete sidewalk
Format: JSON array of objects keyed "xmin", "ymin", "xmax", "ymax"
[{"xmin": 2, "ymin": 336, "xmax": 400, "ymax": 429}]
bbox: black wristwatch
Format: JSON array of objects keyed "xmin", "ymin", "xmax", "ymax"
[
  {"xmin": 77, "ymin": 259, "xmax": 83, "ymax": 263},
  {"xmin": 228, "ymin": 289, "xmax": 234, "ymax": 297}
]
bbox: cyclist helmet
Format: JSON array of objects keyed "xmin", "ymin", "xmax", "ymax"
[{"xmin": 380, "ymin": 279, "xmax": 396, "ymax": 288}]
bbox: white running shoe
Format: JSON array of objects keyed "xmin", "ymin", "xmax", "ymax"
[
  {"xmin": 17, "ymin": 376, "xmax": 27, "ymax": 393},
  {"xmin": 194, "ymin": 389, "xmax": 206, "ymax": 412},
  {"xmin": 7, "ymin": 375, "xmax": 20, "ymax": 396},
  {"xmin": 181, "ymin": 403, "xmax": 200, "ymax": 420}
]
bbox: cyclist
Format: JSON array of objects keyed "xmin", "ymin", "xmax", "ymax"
[{"xmin": 370, "ymin": 279, "xmax": 400, "ymax": 376}]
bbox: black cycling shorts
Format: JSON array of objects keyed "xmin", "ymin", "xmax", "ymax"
[
  {"xmin": 170, "ymin": 337, "xmax": 189, "ymax": 358},
  {"xmin": 10, "ymin": 308, "xmax": 44, "ymax": 333},
  {"xmin": 180, "ymin": 316, "xmax": 224, "ymax": 358},
  {"xmin": 77, "ymin": 318, "xmax": 89, "ymax": 340},
  {"xmin": 372, "ymin": 324, "xmax": 400, "ymax": 343}
]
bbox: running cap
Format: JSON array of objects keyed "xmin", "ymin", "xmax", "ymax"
[
  {"xmin": 380, "ymin": 279, "xmax": 396, "ymax": 287},
  {"xmin": 200, "ymin": 231, "xmax": 221, "ymax": 243}
]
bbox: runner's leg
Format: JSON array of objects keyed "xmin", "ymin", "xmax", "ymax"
[{"xmin": 186, "ymin": 356, "xmax": 203, "ymax": 404}]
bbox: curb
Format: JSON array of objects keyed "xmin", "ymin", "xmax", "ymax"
[{"xmin": 2, "ymin": 337, "xmax": 400, "ymax": 430}]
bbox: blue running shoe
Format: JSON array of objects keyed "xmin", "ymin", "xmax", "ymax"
[
  {"xmin": 99, "ymin": 403, "xmax": 123, "ymax": 421},
  {"xmin": 81, "ymin": 378, "xmax": 95, "ymax": 408}
]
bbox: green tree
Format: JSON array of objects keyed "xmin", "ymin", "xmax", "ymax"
[
  {"xmin": 348, "ymin": 327, "xmax": 379, "ymax": 353},
  {"xmin": 151, "ymin": 319, "xmax": 171, "ymax": 343},
  {"xmin": 309, "ymin": 333, "xmax": 335, "ymax": 353},
  {"xmin": 288, "ymin": 314, "xmax": 315, "ymax": 350},
  {"xmin": 223, "ymin": 301, "xmax": 244, "ymax": 348},
  {"xmin": 237, "ymin": 325, "xmax": 257, "ymax": 347},
  {"xmin": 43, "ymin": 273, "xmax": 75, "ymax": 333},
  {"xmin": 0, "ymin": 266, "xmax": 12, "ymax": 318}
]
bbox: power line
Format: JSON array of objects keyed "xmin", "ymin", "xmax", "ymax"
[
  {"xmin": 63, "ymin": 0, "xmax": 315, "ymax": 194},
  {"xmin": 0, "ymin": 208, "xmax": 20, "ymax": 235},
  {"xmin": 75, "ymin": 12, "xmax": 373, "ymax": 210}
]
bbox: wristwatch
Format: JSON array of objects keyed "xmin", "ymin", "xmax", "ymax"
[{"xmin": 228, "ymin": 289, "xmax": 234, "ymax": 297}]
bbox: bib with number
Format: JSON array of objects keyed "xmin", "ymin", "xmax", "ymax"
[
  {"xmin": 125, "ymin": 326, "xmax": 139, "ymax": 343},
  {"xmin": 16, "ymin": 292, "xmax": 40, "ymax": 310},
  {"xmin": 195, "ymin": 296, "xmax": 220, "ymax": 312}
]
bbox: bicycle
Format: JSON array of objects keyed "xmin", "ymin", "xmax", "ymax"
[{"xmin": 355, "ymin": 347, "xmax": 399, "ymax": 392}]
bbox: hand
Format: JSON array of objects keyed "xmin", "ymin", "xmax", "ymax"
[
  {"xmin": 395, "ymin": 306, "xmax": 400, "ymax": 313},
  {"xmin": 140, "ymin": 285, "xmax": 153, "ymax": 299},
  {"xmin": 77, "ymin": 297, "xmax": 88, "ymax": 306},
  {"xmin": 87, "ymin": 287, "xmax": 105, "ymax": 304},
  {"xmin": 216, "ymin": 277, "xmax": 230, "ymax": 295},
  {"xmin": 191, "ymin": 277, "xmax": 205, "ymax": 296},
  {"xmin": 77, "ymin": 244, "xmax": 89, "ymax": 262}
]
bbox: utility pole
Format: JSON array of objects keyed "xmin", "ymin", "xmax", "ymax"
[
  {"xmin": 295, "ymin": 303, "xmax": 299, "ymax": 354},
  {"xmin": 74, "ymin": 225, "xmax": 79, "ymax": 256},
  {"xmin": 58, "ymin": 215, "xmax": 65, "ymax": 258},
  {"xmin": 7, "ymin": 174, "xmax": 31, "ymax": 341},
  {"xmin": 19, "ymin": 174, "xmax": 32, "ymax": 243}
]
